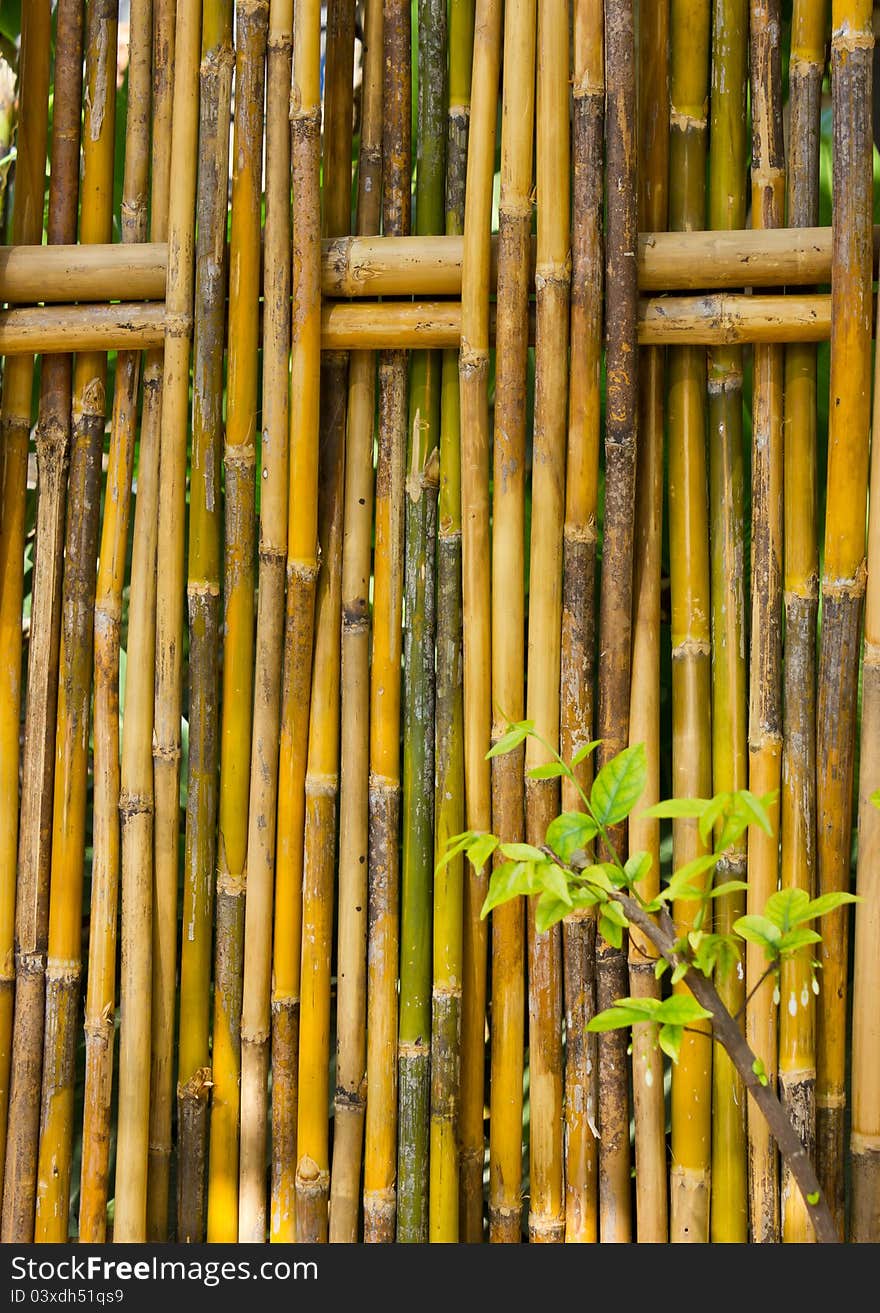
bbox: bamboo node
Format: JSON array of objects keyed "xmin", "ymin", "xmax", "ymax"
[
  {"xmin": 305, "ymin": 771, "xmax": 337, "ymax": 797},
  {"xmin": 671, "ymin": 637, "xmax": 711, "ymax": 659},
  {"xmin": 863, "ymin": 639, "xmax": 880, "ymax": 665},
  {"xmin": 816, "ymin": 1091, "xmax": 846, "ymax": 1110},
  {"xmin": 178, "ymin": 1066, "xmax": 213, "ymax": 1101},
  {"xmin": 267, "ymin": 32, "xmax": 294, "ymax": 55},
  {"xmin": 223, "ymin": 442, "xmax": 257, "ymax": 470},
  {"xmin": 459, "ymin": 344, "xmax": 488, "ymax": 373},
  {"xmin": 789, "ymin": 55, "xmax": 826, "ymax": 78},
  {"xmin": 406, "ymin": 444, "xmax": 440, "ymax": 502},
  {"xmin": 572, "ymin": 77, "xmax": 604, "ymax": 99},
  {"xmin": 287, "ymin": 559, "xmax": 320, "ymax": 587},
  {"xmin": 499, "ymin": 196, "xmax": 533, "ymax": 222},
  {"xmin": 398, "ymin": 1040, "xmax": 428, "ymax": 1059},
  {"xmin": 119, "ymin": 789, "xmax": 153, "ymax": 818},
  {"xmin": 165, "ymin": 310, "xmax": 194, "ymax": 339},
  {"xmin": 707, "ymin": 367, "xmax": 743, "ymax": 395},
  {"xmin": 84, "ymin": 1014, "xmax": 114, "ymax": 1040},
  {"xmin": 670, "ymin": 107, "xmax": 708, "ymax": 132},
  {"xmin": 823, "ymin": 561, "xmax": 867, "ymax": 599},
  {"xmin": 152, "ymin": 739, "xmax": 181, "ymax": 765},
  {"xmin": 831, "ymin": 24, "xmax": 874, "ymax": 53},
  {"xmin": 295, "ymin": 1156, "xmax": 328, "ymax": 1188},
  {"xmin": 528, "ymin": 1214, "xmax": 565, "ymax": 1241},
  {"xmin": 187, "ymin": 579, "xmax": 221, "ymax": 598},
  {"xmin": 16, "ymin": 950, "xmax": 46, "ymax": 979},
  {"xmin": 849, "ymin": 1133, "xmax": 880, "ymax": 1154},
  {"xmin": 217, "ymin": 869, "xmax": 246, "ymax": 897},
  {"xmin": 563, "ymin": 519, "xmax": 598, "ymax": 545},
  {"xmin": 44, "ymin": 960, "xmax": 79, "ymax": 986},
  {"xmin": 535, "ymin": 256, "xmax": 572, "ymax": 291}
]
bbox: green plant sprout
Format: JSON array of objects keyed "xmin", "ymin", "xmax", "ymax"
[{"xmin": 439, "ymin": 721, "xmax": 862, "ymax": 1244}]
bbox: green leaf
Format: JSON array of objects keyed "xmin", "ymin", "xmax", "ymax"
[
  {"xmin": 752, "ymin": 1057, "xmax": 768, "ymax": 1087},
  {"xmin": 598, "ymin": 912, "xmax": 623, "ymax": 949},
  {"xmin": 568, "ymin": 885, "xmax": 602, "ymax": 910},
  {"xmin": 486, "ymin": 721, "xmax": 534, "ymax": 759},
  {"xmin": 705, "ymin": 879, "xmax": 750, "ymax": 900},
  {"xmin": 624, "ymin": 850, "xmax": 652, "ymax": 886},
  {"xmin": 764, "ymin": 888, "xmax": 810, "ymax": 932},
  {"xmin": 527, "ymin": 761, "xmax": 568, "ymax": 780},
  {"xmin": 571, "ymin": 739, "xmax": 602, "ymax": 768},
  {"xmin": 655, "ymin": 995, "xmax": 712, "ymax": 1026},
  {"xmin": 734, "ymin": 914, "xmax": 783, "ymax": 959},
  {"xmin": 654, "ymin": 957, "xmax": 670, "ymax": 979},
  {"xmin": 665, "ymin": 854, "xmax": 720, "ymax": 902},
  {"xmin": 499, "ymin": 841, "xmax": 547, "ymax": 863},
  {"xmin": 480, "ymin": 862, "xmax": 543, "ymax": 917},
  {"xmin": 670, "ymin": 962, "xmax": 688, "ymax": 985},
  {"xmin": 546, "ymin": 811, "xmax": 598, "ymax": 863},
  {"xmin": 798, "ymin": 891, "xmax": 860, "ymax": 922},
  {"xmin": 590, "ymin": 743, "xmax": 647, "ymax": 828},
  {"xmin": 807, "ymin": 1191, "xmax": 820, "ymax": 1206},
  {"xmin": 535, "ymin": 892, "xmax": 571, "ymax": 934},
  {"xmin": 734, "ymin": 789, "xmax": 775, "ymax": 836},
  {"xmin": 436, "ymin": 830, "xmax": 475, "ymax": 870},
  {"xmin": 601, "ymin": 899, "xmax": 628, "ymax": 928},
  {"xmin": 658, "ymin": 1024, "xmax": 684, "ymax": 1063},
  {"xmin": 640, "ymin": 797, "xmax": 710, "ymax": 821},
  {"xmin": 697, "ymin": 793, "xmax": 732, "ymax": 847},
  {"xmin": 465, "ymin": 833, "xmax": 499, "ymax": 874},
  {"xmin": 586, "ymin": 997, "xmax": 661, "ymax": 1032},
  {"xmin": 776, "ymin": 927, "xmax": 823, "ymax": 955},
  {"xmin": 578, "ymin": 864, "xmax": 616, "ymax": 895},
  {"xmin": 536, "ymin": 862, "xmax": 573, "ymax": 907}
]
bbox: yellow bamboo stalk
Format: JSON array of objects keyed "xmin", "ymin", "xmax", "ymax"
[
  {"xmin": 627, "ymin": 0, "xmax": 667, "ymax": 1244},
  {"xmin": 815, "ymin": 0, "xmax": 873, "ymax": 1236},
  {"xmin": 779, "ymin": 0, "xmax": 826, "ymax": 1246},
  {"xmin": 746, "ymin": 0, "xmax": 785, "ymax": 1244},
  {"xmin": 114, "ymin": 0, "xmax": 199, "ymax": 1243},
  {"xmin": 327, "ymin": 0, "xmax": 382, "ymax": 1245},
  {"xmin": 269, "ymin": 0, "xmax": 323, "ymax": 1244},
  {"xmin": 456, "ymin": 0, "xmax": 502, "ymax": 1242},
  {"xmin": 0, "ymin": 0, "xmax": 54, "ymax": 1241},
  {"xmin": 487, "ymin": 0, "xmax": 535, "ymax": 1247}
]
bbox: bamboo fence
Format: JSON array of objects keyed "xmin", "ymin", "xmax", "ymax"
[{"xmin": 0, "ymin": 0, "xmax": 878, "ymax": 1245}]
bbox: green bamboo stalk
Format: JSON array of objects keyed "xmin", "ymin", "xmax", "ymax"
[
  {"xmin": 176, "ymin": 0, "xmax": 234, "ymax": 1243},
  {"xmin": 397, "ymin": 0, "xmax": 445, "ymax": 1243},
  {"xmin": 0, "ymin": 0, "xmax": 52, "ymax": 1239},
  {"xmin": 707, "ymin": 0, "xmax": 749, "ymax": 1245},
  {"xmin": 429, "ymin": 0, "xmax": 473, "ymax": 1245}
]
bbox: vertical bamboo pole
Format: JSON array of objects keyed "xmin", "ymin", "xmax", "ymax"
[
  {"xmin": 429, "ymin": 0, "xmax": 473, "ymax": 1246},
  {"xmin": 780, "ymin": 0, "xmax": 825, "ymax": 1247},
  {"xmin": 270, "ymin": 0, "xmax": 323, "ymax": 1244},
  {"xmin": 816, "ymin": 0, "xmax": 873, "ymax": 1235},
  {"xmin": 596, "ymin": 0, "xmax": 636, "ymax": 1243},
  {"xmin": 627, "ymin": 0, "xmax": 667, "ymax": 1245},
  {"xmin": 363, "ymin": 0, "xmax": 412, "ymax": 1243},
  {"xmin": 176, "ymin": 0, "xmax": 234, "ymax": 1244},
  {"xmin": 667, "ymin": 0, "xmax": 712, "ymax": 1245},
  {"xmin": 746, "ymin": 0, "xmax": 784, "ymax": 1244},
  {"xmin": 294, "ymin": 0, "xmax": 354, "ymax": 1245},
  {"xmin": 851, "ymin": 217, "xmax": 880, "ymax": 1247},
  {"xmin": 488, "ymin": 0, "xmax": 535, "ymax": 1247},
  {"xmin": 523, "ymin": 0, "xmax": 570, "ymax": 1247},
  {"xmin": 328, "ymin": 0, "xmax": 382, "ymax": 1244},
  {"xmin": 397, "ymin": 0, "xmax": 444, "ymax": 1243},
  {"xmin": 456, "ymin": 0, "xmax": 501, "ymax": 1242},
  {"xmin": 223, "ymin": 0, "xmax": 271, "ymax": 1244},
  {"xmin": 115, "ymin": 0, "xmax": 200, "ymax": 1243},
  {"xmin": 80, "ymin": 0, "xmax": 150, "ymax": 1246},
  {"xmin": 35, "ymin": 0, "xmax": 120, "ymax": 1244},
  {"xmin": 0, "ymin": 0, "xmax": 51, "ymax": 1238},
  {"xmin": 707, "ymin": 0, "xmax": 749, "ymax": 1245}
]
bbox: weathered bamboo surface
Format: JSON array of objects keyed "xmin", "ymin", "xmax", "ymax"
[{"xmin": 1, "ymin": 0, "xmax": 878, "ymax": 1248}]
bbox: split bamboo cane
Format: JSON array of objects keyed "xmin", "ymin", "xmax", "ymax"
[
  {"xmin": 7, "ymin": 0, "xmax": 81, "ymax": 1234},
  {"xmin": 0, "ymin": 0, "xmax": 51, "ymax": 1239},
  {"xmin": 707, "ymin": 0, "xmax": 749, "ymax": 1245},
  {"xmin": 176, "ymin": 0, "xmax": 234, "ymax": 1244},
  {"xmin": 456, "ymin": 0, "xmax": 502, "ymax": 1242},
  {"xmin": 363, "ymin": 0, "xmax": 412, "ymax": 1243},
  {"xmin": 595, "ymin": 0, "xmax": 636, "ymax": 1242},
  {"xmin": 328, "ymin": 0, "xmax": 382, "ymax": 1244},
  {"xmin": 487, "ymin": 0, "xmax": 534, "ymax": 1247},
  {"xmin": 295, "ymin": 0, "xmax": 354, "ymax": 1245},
  {"xmin": 627, "ymin": 0, "xmax": 667, "ymax": 1245},
  {"xmin": 218, "ymin": 0, "xmax": 269, "ymax": 1245},
  {"xmin": 271, "ymin": 0, "xmax": 323, "ymax": 1243},
  {"xmin": 816, "ymin": 0, "xmax": 873, "ymax": 1236},
  {"xmin": 397, "ymin": 0, "xmax": 445, "ymax": 1242},
  {"xmin": 746, "ymin": 0, "xmax": 785, "ymax": 1244},
  {"xmin": 779, "ymin": 0, "xmax": 826, "ymax": 1246},
  {"xmin": 429, "ymin": 0, "xmax": 473, "ymax": 1245},
  {"xmin": 115, "ymin": 0, "xmax": 199, "ymax": 1243},
  {"xmin": 523, "ymin": 0, "xmax": 570, "ymax": 1246}
]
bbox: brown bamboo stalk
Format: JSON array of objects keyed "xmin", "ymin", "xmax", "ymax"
[
  {"xmin": 488, "ymin": 0, "xmax": 535, "ymax": 1247},
  {"xmin": 294, "ymin": 0, "xmax": 354, "ymax": 1245},
  {"xmin": 456, "ymin": 0, "xmax": 502, "ymax": 1243},
  {"xmin": 0, "ymin": 0, "xmax": 58, "ymax": 1242},
  {"xmin": 707, "ymin": 0, "xmax": 749, "ymax": 1245},
  {"xmin": 627, "ymin": 0, "xmax": 667, "ymax": 1245},
  {"xmin": 595, "ymin": 0, "xmax": 636, "ymax": 1243},
  {"xmin": 270, "ymin": 0, "xmax": 323, "ymax": 1243},
  {"xmin": 667, "ymin": 0, "xmax": 712, "ymax": 1245},
  {"xmin": 80, "ymin": 0, "xmax": 151, "ymax": 1243},
  {"xmin": 219, "ymin": 0, "xmax": 270, "ymax": 1245},
  {"xmin": 362, "ymin": 0, "xmax": 412, "ymax": 1243},
  {"xmin": 327, "ymin": 0, "xmax": 382, "ymax": 1245},
  {"xmin": 746, "ymin": 0, "xmax": 785, "ymax": 1244},
  {"xmin": 523, "ymin": 0, "xmax": 570, "ymax": 1247},
  {"xmin": 815, "ymin": 0, "xmax": 873, "ymax": 1236},
  {"xmin": 175, "ymin": 0, "xmax": 234, "ymax": 1244},
  {"xmin": 779, "ymin": 0, "xmax": 825, "ymax": 1246},
  {"xmin": 3, "ymin": 0, "xmax": 81, "ymax": 1238},
  {"xmin": 114, "ymin": 0, "xmax": 198, "ymax": 1243}
]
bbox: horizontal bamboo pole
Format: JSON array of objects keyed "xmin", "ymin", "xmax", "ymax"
[
  {"xmin": 0, "ymin": 291, "xmax": 838, "ymax": 354},
  {"xmin": 2, "ymin": 223, "xmax": 873, "ymax": 304}
]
